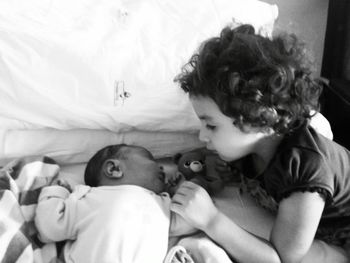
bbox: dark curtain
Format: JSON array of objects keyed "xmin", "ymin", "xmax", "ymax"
[{"xmin": 321, "ymin": 0, "xmax": 350, "ymax": 149}]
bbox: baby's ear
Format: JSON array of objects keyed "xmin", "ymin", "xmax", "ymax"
[{"xmin": 103, "ymin": 159, "xmax": 123, "ymax": 179}]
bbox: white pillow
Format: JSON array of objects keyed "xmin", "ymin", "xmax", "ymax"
[
  {"xmin": 310, "ymin": 112, "xmax": 333, "ymax": 140},
  {"xmin": 0, "ymin": 0, "xmax": 278, "ymax": 132},
  {"xmin": 0, "ymin": 112, "xmax": 333, "ymax": 166}
]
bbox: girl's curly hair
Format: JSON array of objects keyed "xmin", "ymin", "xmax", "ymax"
[{"xmin": 175, "ymin": 24, "xmax": 324, "ymax": 134}]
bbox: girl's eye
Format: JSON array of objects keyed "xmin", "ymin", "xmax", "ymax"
[{"xmin": 206, "ymin": 124, "xmax": 216, "ymax": 130}]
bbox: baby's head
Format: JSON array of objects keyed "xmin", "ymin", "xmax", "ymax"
[
  {"xmin": 175, "ymin": 24, "xmax": 323, "ymax": 135},
  {"xmin": 84, "ymin": 144, "xmax": 166, "ymax": 193}
]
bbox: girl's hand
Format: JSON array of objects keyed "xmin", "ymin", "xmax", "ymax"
[
  {"xmin": 215, "ymin": 157, "xmax": 243, "ymax": 183},
  {"xmin": 214, "ymin": 157, "xmax": 233, "ymax": 183},
  {"xmin": 170, "ymin": 181, "xmax": 219, "ymax": 231}
]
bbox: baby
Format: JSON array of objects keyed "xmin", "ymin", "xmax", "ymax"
[{"xmin": 35, "ymin": 144, "xmax": 195, "ymax": 263}]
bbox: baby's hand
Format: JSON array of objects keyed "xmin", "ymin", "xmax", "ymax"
[
  {"xmin": 165, "ymin": 172, "xmax": 186, "ymax": 196},
  {"xmin": 52, "ymin": 179, "xmax": 73, "ymax": 193}
]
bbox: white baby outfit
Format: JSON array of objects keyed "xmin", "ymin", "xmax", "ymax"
[{"xmin": 35, "ymin": 184, "xmax": 171, "ymax": 263}]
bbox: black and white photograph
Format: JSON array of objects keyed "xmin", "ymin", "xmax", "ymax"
[{"xmin": 0, "ymin": 0, "xmax": 349, "ymax": 262}]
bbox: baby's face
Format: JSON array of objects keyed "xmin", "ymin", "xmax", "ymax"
[{"xmin": 123, "ymin": 147, "xmax": 166, "ymax": 193}]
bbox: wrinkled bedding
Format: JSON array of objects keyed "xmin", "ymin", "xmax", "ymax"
[
  {"xmin": 0, "ymin": 156, "xmax": 240, "ymax": 263},
  {"xmin": 0, "ymin": 157, "xmax": 60, "ymax": 263},
  {"xmin": 2, "ymin": 154, "xmax": 349, "ymax": 263}
]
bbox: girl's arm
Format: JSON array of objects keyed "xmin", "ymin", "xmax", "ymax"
[
  {"xmin": 169, "ymin": 212, "xmax": 198, "ymax": 237},
  {"xmin": 171, "ymin": 181, "xmax": 325, "ymax": 263},
  {"xmin": 271, "ymin": 191, "xmax": 325, "ymax": 262}
]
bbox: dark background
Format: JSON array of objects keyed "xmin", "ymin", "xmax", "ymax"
[
  {"xmin": 320, "ymin": 0, "xmax": 350, "ymax": 149},
  {"xmin": 263, "ymin": 0, "xmax": 350, "ymax": 149}
]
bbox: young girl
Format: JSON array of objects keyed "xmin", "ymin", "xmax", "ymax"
[{"xmin": 171, "ymin": 24, "xmax": 350, "ymax": 262}]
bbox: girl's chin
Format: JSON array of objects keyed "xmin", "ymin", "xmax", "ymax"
[{"xmin": 208, "ymin": 150, "xmax": 235, "ymax": 162}]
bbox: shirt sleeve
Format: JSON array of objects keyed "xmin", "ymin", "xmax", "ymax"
[
  {"xmin": 268, "ymin": 148, "xmax": 335, "ymax": 204},
  {"xmin": 35, "ymin": 185, "xmax": 81, "ymax": 243}
]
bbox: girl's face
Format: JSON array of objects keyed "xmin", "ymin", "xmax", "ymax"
[{"xmin": 190, "ymin": 96, "xmax": 266, "ymax": 162}]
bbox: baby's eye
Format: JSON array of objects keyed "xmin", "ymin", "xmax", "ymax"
[{"xmin": 206, "ymin": 124, "xmax": 216, "ymax": 130}]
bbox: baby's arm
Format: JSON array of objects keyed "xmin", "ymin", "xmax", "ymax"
[{"xmin": 35, "ymin": 182, "xmax": 78, "ymax": 243}]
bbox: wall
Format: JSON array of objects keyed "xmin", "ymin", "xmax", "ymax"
[{"xmin": 262, "ymin": 0, "xmax": 329, "ymax": 77}]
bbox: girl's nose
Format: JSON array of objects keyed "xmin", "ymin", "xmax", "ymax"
[{"xmin": 199, "ymin": 128, "xmax": 209, "ymax": 142}]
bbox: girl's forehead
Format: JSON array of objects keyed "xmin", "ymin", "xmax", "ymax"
[{"xmin": 190, "ymin": 97, "xmax": 223, "ymax": 119}]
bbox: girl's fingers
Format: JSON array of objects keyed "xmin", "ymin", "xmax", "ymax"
[
  {"xmin": 172, "ymin": 191, "xmax": 186, "ymax": 202},
  {"xmin": 172, "ymin": 187, "xmax": 192, "ymax": 203},
  {"xmin": 215, "ymin": 157, "xmax": 228, "ymax": 165},
  {"xmin": 179, "ymin": 180, "xmax": 199, "ymax": 189},
  {"xmin": 173, "ymin": 182, "xmax": 199, "ymax": 197},
  {"xmin": 216, "ymin": 157, "xmax": 238, "ymax": 168},
  {"xmin": 172, "ymin": 185, "xmax": 197, "ymax": 205},
  {"xmin": 170, "ymin": 202, "xmax": 183, "ymax": 215},
  {"xmin": 215, "ymin": 159, "xmax": 231, "ymax": 173},
  {"xmin": 215, "ymin": 166, "xmax": 231, "ymax": 174}
]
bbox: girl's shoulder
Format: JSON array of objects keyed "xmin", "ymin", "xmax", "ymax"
[
  {"xmin": 264, "ymin": 123, "xmax": 350, "ymax": 204},
  {"xmin": 278, "ymin": 122, "xmax": 350, "ymax": 163}
]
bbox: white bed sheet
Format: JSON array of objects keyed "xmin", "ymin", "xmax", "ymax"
[{"xmin": 0, "ymin": 0, "xmax": 278, "ymax": 132}]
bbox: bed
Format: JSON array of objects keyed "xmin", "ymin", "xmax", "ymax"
[{"xmin": 1, "ymin": 0, "xmax": 347, "ymax": 262}]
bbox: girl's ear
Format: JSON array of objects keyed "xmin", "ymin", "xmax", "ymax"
[{"xmin": 103, "ymin": 159, "xmax": 123, "ymax": 179}]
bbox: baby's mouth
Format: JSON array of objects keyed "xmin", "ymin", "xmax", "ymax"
[
  {"xmin": 169, "ymin": 172, "xmax": 184, "ymax": 186},
  {"xmin": 159, "ymin": 171, "xmax": 166, "ymax": 182}
]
